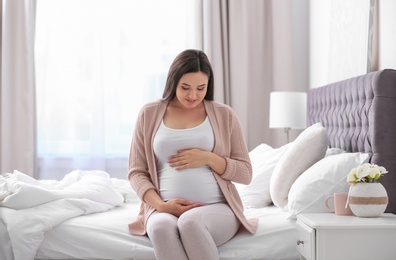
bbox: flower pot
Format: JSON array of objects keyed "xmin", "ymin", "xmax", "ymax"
[{"xmin": 348, "ymin": 182, "xmax": 388, "ymax": 217}]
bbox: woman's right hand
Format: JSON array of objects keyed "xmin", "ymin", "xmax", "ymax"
[
  {"xmin": 159, "ymin": 199, "xmax": 204, "ymax": 217},
  {"xmin": 143, "ymin": 189, "xmax": 203, "ymax": 217}
]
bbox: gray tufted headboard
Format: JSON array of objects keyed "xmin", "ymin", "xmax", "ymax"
[{"xmin": 308, "ymin": 69, "xmax": 396, "ymax": 214}]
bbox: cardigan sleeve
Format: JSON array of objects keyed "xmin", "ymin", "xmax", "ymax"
[
  {"xmin": 128, "ymin": 106, "xmax": 156, "ymax": 201},
  {"xmin": 213, "ymin": 104, "xmax": 252, "ymax": 185}
]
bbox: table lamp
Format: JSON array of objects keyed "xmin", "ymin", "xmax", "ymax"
[{"xmin": 269, "ymin": 91, "xmax": 307, "ymax": 143}]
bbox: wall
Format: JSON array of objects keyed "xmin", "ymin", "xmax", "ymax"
[
  {"xmin": 378, "ymin": 0, "xmax": 396, "ymax": 70},
  {"xmin": 310, "ymin": 0, "xmax": 378, "ymax": 89},
  {"xmin": 310, "ymin": 0, "xmax": 396, "ymax": 89},
  {"xmin": 309, "ymin": 0, "xmax": 331, "ymax": 89},
  {"xmin": 284, "ymin": 0, "xmax": 309, "ymax": 144}
]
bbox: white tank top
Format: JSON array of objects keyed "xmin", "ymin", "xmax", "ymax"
[{"xmin": 153, "ymin": 117, "xmax": 225, "ymax": 204}]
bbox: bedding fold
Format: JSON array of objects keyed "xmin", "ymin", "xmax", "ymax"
[{"xmin": 0, "ymin": 169, "xmax": 125, "ymax": 260}]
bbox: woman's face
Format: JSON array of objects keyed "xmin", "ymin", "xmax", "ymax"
[{"xmin": 174, "ymin": 71, "xmax": 208, "ymax": 109}]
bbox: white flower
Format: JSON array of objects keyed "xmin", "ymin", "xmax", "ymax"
[
  {"xmin": 347, "ymin": 163, "xmax": 388, "ymax": 185},
  {"xmin": 347, "ymin": 167, "xmax": 358, "ymax": 184}
]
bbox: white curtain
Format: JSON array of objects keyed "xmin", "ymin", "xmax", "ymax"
[
  {"xmin": 310, "ymin": 0, "xmax": 374, "ymax": 87},
  {"xmin": 35, "ymin": 0, "xmax": 198, "ymax": 179},
  {"xmin": 10, "ymin": 0, "xmax": 376, "ymax": 180},
  {"xmin": 328, "ymin": 0, "xmax": 373, "ymax": 82},
  {"xmin": 196, "ymin": 0, "xmax": 307, "ymax": 148},
  {"xmin": 0, "ymin": 0, "xmax": 37, "ymax": 177},
  {"xmin": 35, "ymin": 0, "xmax": 308, "ymax": 180}
]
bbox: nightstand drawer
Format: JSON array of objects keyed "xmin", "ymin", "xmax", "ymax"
[
  {"xmin": 296, "ymin": 219, "xmax": 315, "ymax": 260},
  {"xmin": 297, "ymin": 213, "xmax": 396, "ymax": 260}
]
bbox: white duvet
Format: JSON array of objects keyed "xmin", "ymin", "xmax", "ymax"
[
  {"xmin": 0, "ymin": 170, "xmax": 126, "ymax": 260},
  {"xmin": 0, "ymin": 170, "xmax": 300, "ymax": 260}
]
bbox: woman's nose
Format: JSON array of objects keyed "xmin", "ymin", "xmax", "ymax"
[{"xmin": 189, "ymin": 90, "xmax": 197, "ymax": 98}]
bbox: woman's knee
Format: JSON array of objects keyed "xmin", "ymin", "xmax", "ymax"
[
  {"xmin": 147, "ymin": 213, "xmax": 179, "ymax": 239},
  {"xmin": 177, "ymin": 210, "xmax": 204, "ymax": 234}
]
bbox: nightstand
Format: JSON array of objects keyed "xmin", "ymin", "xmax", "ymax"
[{"xmin": 296, "ymin": 213, "xmax": 396, "ymax": 260}]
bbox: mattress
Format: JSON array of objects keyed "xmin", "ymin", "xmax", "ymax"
[{"xmin": 36, "ymin": 202, "xmax": 299, "ymax": 260}]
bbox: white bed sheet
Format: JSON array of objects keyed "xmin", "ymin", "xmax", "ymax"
[
  {"xmin": 0, "ymin": 171, "xmax": 299, "ymax": 260},
  {"xmin": 36, "ymin": 202, "xmax": 299, "ymax": 260}
]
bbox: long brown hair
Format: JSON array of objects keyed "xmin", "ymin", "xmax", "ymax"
[{"xmin": 162, "ymin": 49, "xmax": 214, "ymax": 101}]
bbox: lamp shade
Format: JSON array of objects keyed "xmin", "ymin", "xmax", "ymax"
[{"xmin": 269, "ymin": 91, "xmax": 307, "ymax": 129}]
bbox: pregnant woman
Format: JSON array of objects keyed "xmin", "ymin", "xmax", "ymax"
[{"xmin": 128, "ymin": 49, "xmax": 258, "ymax": 260}]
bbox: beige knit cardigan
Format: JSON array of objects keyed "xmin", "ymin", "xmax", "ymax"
[{"xmin": 128, "ymin": 99, "xmax": 258, "ymax": 235}]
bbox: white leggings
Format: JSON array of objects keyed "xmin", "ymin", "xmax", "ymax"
[{"xmin": 146, "ymin": 203, "xmax": 240, "ymax": 260}]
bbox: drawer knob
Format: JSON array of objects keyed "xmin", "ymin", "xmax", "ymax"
[{"xmin": 297, "ymin": 240, "xmax": 304, "ymax": 245}]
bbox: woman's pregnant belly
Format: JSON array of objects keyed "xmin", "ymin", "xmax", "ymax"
[{"xmin": 159, "ymin": 166, "xmax": 225, "ymax": 204}]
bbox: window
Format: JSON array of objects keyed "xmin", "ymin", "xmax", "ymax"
[{"xmin": 35, "ymin": 0, "xmax": 198, "ymax": 179}]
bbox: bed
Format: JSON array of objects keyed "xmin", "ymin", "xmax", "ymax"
[{"xmin": 1, "ymin": 69, "xmax": 396, "ymax": 260}]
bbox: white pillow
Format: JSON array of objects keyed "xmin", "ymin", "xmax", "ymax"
[
  {"xmin": 236, "ymin": 143, "xmax": 291, "ymax": 208},
  {"xmin": 325, "ymin": 148, "xmax": 346, "ymax": 157},
  {"xmin": 270, "ymin": 123, "xmax": 328, "ymax": 208},
  {"xmin": 287, "ymin": 152, "xmax": 370, "ymax": 219},
  {"xmin": 235, "ymin": 143, "xmax": 273, "ymax": 194}
]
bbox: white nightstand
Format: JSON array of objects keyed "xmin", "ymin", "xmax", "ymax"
[{"xmin": 296, "ymin": 213, "xmax": 396, "ymax": 260}]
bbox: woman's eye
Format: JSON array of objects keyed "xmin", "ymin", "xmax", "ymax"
[{"xmin": 181, "ymin": 86, "xmax": 189, "ymax": 90}]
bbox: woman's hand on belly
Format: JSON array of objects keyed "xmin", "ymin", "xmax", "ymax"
[
  {"xmin": 168, "ymin": 148, "xmax": 209, "ymax": 170},
  {"xmin": 159, "ymin": 198, "xmax": 204, "ymax": 217},
  {"xmin": 168, "ymin": 148, "xmax": 226, "ymax": 174}
]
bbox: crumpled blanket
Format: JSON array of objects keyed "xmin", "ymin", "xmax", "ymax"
[{"xmin": 0, "ymin": 169, "xmax": 127, "ymax": 260}]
